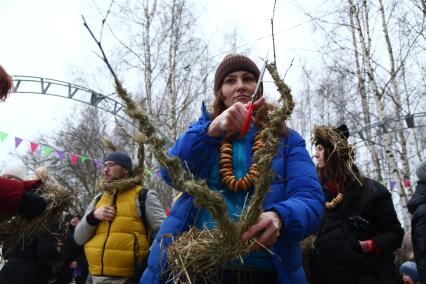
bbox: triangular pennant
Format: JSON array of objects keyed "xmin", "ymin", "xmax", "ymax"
[
  {"xmin": 55, "ymin": 150, "xmax": 65, "ymax": 161},
  {"xmin": 15, "ymin": 137, "xmax": 23, "ymax": 148},
  {"xmin": 94, "ymin": 159, "xmax": 101, "ymax": 169},
  {"xmin": 43, "ymin": 146, "xmax": 54, "ymax": 157},
  {"xmin": 389, "ymin": 180, "xmax": 397, "ymax": 190},
  {"xmin": 30, "ymin": 142, "xmax": 39, "ymax": 154},
  {"xmin": 145, "ymin": 168, "xmax": 153, "ymax": 177},
  {"xmin": 80, "ymin": 155, "xmax": 90, "ymax": 163},
  {"xmin": 403, "ymin": 179, "xmax": 411, "ymax": 188},
  {"xmin": 70, "ymin": 154, "xmax": 78, "ymax": 165},
  {"xmin": 0, "ymin": 131, "xmax": 8, "ymax": 142}
]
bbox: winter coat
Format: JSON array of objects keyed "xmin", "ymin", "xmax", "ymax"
[
  {"xmin": 311, "ymin": 178, "xmax": 404, "ymax": 284},
  {"xmin": 408, "ymin": 180, "xmax": 426, "ymax": 284},
  {"xmin": 74, "ymin": 185, "xmax": 166, "ymax": 280},
  {"xmin": 53, "ymin": 225, "xmax": 88, "ymax": 284},
  {"xmin": 0, "ymin": 219, "xmax": 63, "ymax": 284},
  {"xmin": 140, "ymin": 104, "xmax": 324, "ymax": 284},
  {"xmin": 84, "ymin": 185, "xmax": 149, "ymax": 277}
]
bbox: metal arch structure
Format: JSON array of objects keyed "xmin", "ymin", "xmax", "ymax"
[{"xmin": 11, "ymin": 75, "xmax": 173, "ymax": 146}]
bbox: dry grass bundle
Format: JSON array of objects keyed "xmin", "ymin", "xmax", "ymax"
[
  {"xmin": 98, "ymin": 176, "xmax": 143, "ymax": 194},
  {"xmin": 311, "ymin": 125, "xmax": 356, "ymax": 176},
  {"xmin": 301, "ymin": 235, "xmax": 316, "ymax": 283},
  {"xmin": 166, "ymin": 227, "xmax": 254, "ymax": 282},
  {"xmin": 0, "ymin": 171, "xmax": 75, "ymax": 250}
]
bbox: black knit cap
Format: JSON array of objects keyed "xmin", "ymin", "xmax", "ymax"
[
  {"xmin": 104, "ymin": 152, "xmax": 132, "ymax": 174},
  {"xmin": 214, "ymin": 54, "xmax": 260, "ymax": 94}
]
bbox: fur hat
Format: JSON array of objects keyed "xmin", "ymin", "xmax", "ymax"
[
  {"xmin": 104, "ymin": 152, "xmax": 132, "ymax": 174},
  {"xmin": 1, "ymin": 160, "xmax": 27, "ymax": 181},
  {"xmin": 416, "ymin": 161, "xmax": 426, "ymax": 182},
  {"xmin": 400, "ymin": 260, "xmax": 419, "ymax": 283},
  {"xmin": 213, "ymin": 54, "xmax": 260, "ymax": 94}
]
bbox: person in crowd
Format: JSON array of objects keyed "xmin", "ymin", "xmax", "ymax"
[
  {"xmin": 397, "ymin": 231, "xmax": 414, "ymax": 266},
  {"xmin": 74, "ymin": 151, "xmax": 166, "ymax": 284},
  {"xmin": 0, "ymin": 65, "xmax": 12, "ymax": 101},
  {"xmin": 0, "ymin": 167, "xmax": 63, "ymax": 284},
  {"xmin": 0, "ymin": 68, "xmax": 46, "ymax": 219},
  {"xmin": 310, "ymin": 124, "xmax": 404, "ymax": 284},
  {"xmin": 0, "ymin": 160, "xmax": 46, "ymax": 218},
  {"xmin": 400, "ymin": 260, "xmax": 420, "ymax": 284},
  {"xmin": 141, "ymin": 54, "xmax": 324, "ymax": 283},
  {"xmin": 54, "ymin": 214, "xmax": 88, "ymax": 284},
  {"xmin": 408, "ymin": 161, "xmax": 426, "ymax": 283}
]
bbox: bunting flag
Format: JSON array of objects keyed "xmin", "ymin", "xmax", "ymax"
[
  {"xmin": 80, "ymin": 155, "xmax": 90, "ymax": 163},
  {"xmin": 94, "ymin": 160, "xmax": 102, "ymax": 169},
  {"xmin": 0, "ymin": 130, "xmax": 156, "ymax": 174},
  {"xmin": 56, "ymin": 150, "xmax": 65, "ymax": 161},
  {"xmin": 403, "ymin": 179, "xmax": 411, "ymax": 188},
  {"xmin": 15, "ymin": 137, "xmax": 23, "ymax": 148},
  {"xmin": 43, "ymin": 146, "xmax": 54, "ymax": 157},
  {"xmin": 145, "ymin": 169, "xmax": 153, "ymax": 177},
  {"xmin": 30, "ymin": 142, "xmax": 39, "ymax": 154},
  {"xmin": 390, "ymin": 181, "xmax": 397, "ymax": 190},
  {"xmin": 0, "ymin": 131, "xmax": 7, "ymax": 142},
  {"xmin": 70, "ymin": 154, "xmax": 78, "ymax": 165}
]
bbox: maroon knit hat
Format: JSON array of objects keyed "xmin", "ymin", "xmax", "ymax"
[{"xmin": 214, "ymin": 54, "xmax": 260, "ymax": 94}]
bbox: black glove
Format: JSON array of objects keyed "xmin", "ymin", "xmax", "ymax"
[{"xmin": 18, "ymin": 191, "xmax": 47, "ymax": 219}]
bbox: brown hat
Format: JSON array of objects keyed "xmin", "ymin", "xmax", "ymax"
[{"xmin": 214, "ymin": 54, "xmax": 260, "ymax": 94}]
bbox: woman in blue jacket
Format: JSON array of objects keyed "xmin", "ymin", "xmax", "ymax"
[{"xmin": 141, "ymin": 54, "xmax": 324, "ymax": 284}]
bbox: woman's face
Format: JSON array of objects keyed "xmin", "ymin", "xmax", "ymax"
[
  {"xmin": 221, "ymin": 71, "xmax": 257, "ymax": 108},
  {"xmin": 315, "ymin": 145, "xmax": 326, "ymax": 169}
]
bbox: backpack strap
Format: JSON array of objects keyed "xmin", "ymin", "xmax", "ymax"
[{"xmin": 138, "ymin": 187, "xmax": 150, "ymax": 239}]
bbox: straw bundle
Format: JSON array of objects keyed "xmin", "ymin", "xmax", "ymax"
[
  {"xmin": 166, "ymin": 227, "xmax": 253, "ymax": 282},
  {"xmin": 311, "ymin": 125, "xmax": 357, "ymax": 178},
  {"xmin": 0, "ymin": 169, "xmax": 75, "ymax": 250}
]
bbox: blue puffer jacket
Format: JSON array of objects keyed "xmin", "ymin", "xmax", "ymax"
[{"xmin": 141, "ymin": 104, "xmax": 324, "ymax": 284}]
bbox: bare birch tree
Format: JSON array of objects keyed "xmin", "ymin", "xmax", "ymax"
[{"xmin": 293, "ymin": 0, "xmax": 425, "ymax": 229}]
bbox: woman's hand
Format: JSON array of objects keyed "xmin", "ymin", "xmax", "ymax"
[
  {"xmin": 207, "ymin": 97, "xmax": 265, "ymax": 137},
  {"xmin": 93, "ymin": 205, "xmax": 116, "ymax": 221},
  {"xmin": 241, "ymin": 211, "xmax": 282, "ymax": 251}
]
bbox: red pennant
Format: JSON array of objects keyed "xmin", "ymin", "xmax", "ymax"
[
  {"xmin": 70, "ymin": 154, "xmax": 78, "ymax": 165},
  {"xmin": 403, "ymin": 179, "xmax": 411, "ymax": 188},
  {"xmin": 30, "ymin": 142, "xmax": 39, "ymax": 154}
]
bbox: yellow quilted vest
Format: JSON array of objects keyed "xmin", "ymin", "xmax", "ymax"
[{"xmin": 84, "ymin": 185, "xmax": 149, "ymax": 277}]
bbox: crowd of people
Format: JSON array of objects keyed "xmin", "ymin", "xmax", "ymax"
[{"xmin": 0, "ymin": 55, "xmax": 424, "ymax": 284}]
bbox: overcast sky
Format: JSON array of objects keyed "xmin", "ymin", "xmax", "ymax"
[{"xmin": 0, "ymin": 0, "xmax": 319, "ymax": 166}]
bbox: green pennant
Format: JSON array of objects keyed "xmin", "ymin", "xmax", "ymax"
[
  {"xmin": 81, "ymin": 155, "xmax": 90, "ymax": 163},
  {"xmin": 43, "ymin": 146, "xmax": 54, "ymax": 157},
  {"xmin": 0, "ymin": 131, "xmax": 8, "ymax": 143},
  {"xmin": 145, "ymin": 168, "xmax": 153, "ymax": 177}
]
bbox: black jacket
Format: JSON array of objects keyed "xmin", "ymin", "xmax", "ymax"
[
  {"xmin": 0, "ymin": 220, "xmax": 63, "ymax": 284},
  {"xmin": 311, "ymin": 178, "xmax": 404, "ymax": 284},
  {"xmin": 53, "ymin": 225, "xmax": 88, "ymax": 284},
  {"xmin": 408, "ymin": 180, "xmax": 426, "ymax": 284}
]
